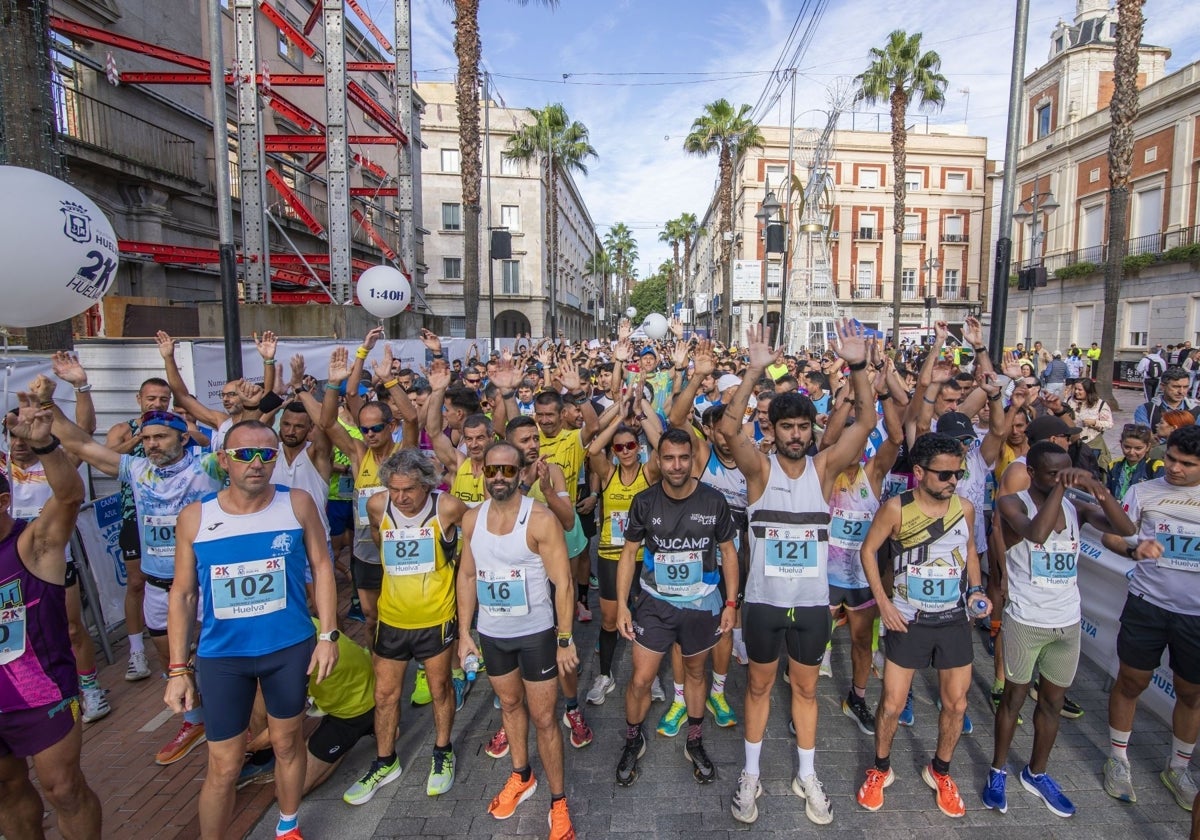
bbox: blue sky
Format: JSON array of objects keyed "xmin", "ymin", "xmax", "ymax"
[{"xmin": 381, "ymin": 0, "xmax": 1200, "ymax": 270}]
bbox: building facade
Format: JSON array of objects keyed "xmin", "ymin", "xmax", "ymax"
[
  {"xmin": 415, "ymin": 81, "xmax": 601, "ymax": 340},
  {"xmin": 1008, "ymin": 0, "xmax": 1200, "ymax": 365}
]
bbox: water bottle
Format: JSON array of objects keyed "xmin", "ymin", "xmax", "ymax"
[
  {"xmin": 464, "ymin": 653, "xmax": 480, "ymax": 682},
  {"xmin": 969, "ymin": 598, "xmax": 990, "ymax": 618}
]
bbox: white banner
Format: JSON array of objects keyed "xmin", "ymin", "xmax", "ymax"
[
  {"xmin": 75, "ymin": 493, "xmax": 127, "ymax": 632},
  {"xmin": 731, "ymin": 260, "xmax": 762, "ymax": 301},
  {"xmin": 1078, "ymin": 524, "xmax": 1175, "ymax": 725}
]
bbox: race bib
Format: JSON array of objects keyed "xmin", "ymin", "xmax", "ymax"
[
  {"xmin": 381, "ymin": 526, "xmax": 436, "ymax": 575},
  {"xmin": 0, "ymin": 580, "xmax": 26, "ymax": 666},
  {"xmin": 356, "ymin": 487, "xmax": 386, "ymax": 527},
  {"xmin": 984, "ymin": 473, "xmax": 997, "ymax": 512},
  {"xmin": 210, "ymin": 557, "xmax": 286, "ymax": 619},
  {"xmin": 609, "ymin": 511, "xmax": 629, "ymax": 547},
  {"xmin": 829, "ymin": 509, "xmax": 871, "ymax": 550},
  {"xmin": 905, "ymin": 563, "xmax": 961, "ymax": 612},
  {"xmin": 336, "ymin": 473, "xmax": 355, "ymax": 498},
  {"xmin": 763, "ymin": 526, "xmax": 823, "ymax": 578},
  {"xmin": 1030, "ymin": 540, "xmax": 1079, "ymax": 587},
  {"xmin": 142, "ymin": 514, "xmax": 178, "ymax": 558},
  {"xmin": 11, "ymin": 505, "xmax": 40, "ymax": 520},
  {"xmin": 882, "ymin": 474, "xmax": 911, "ymax": 502},
  {"xmin": 477, "ymin": 568, "xmax": 528, "ymax": 616},
  {"xmin": 653, "ymin": 550, "xmax": 705, "ymax": 597},
  {"xmin": 1155, "ymin": 522, "xmax": 1200, "ymax": 572}
]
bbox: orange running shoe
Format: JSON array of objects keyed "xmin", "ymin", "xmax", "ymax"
[
  {"xmin": 922, "ymin": 764, "xmax": 965, "ymax": 817},
  {"xmin": 488, "ymin": 771, "xmax": 538, "ymax": 820},
  {"xmin": 275, "ymin": 829, "xmax": 304, "ymax": 840},
  {"xmin": 856, "ymin": 766, "xmax": 894, "ymax": 811},
  {"xmin": 548, "ymin": 797, "xmax": 576, "ymax": 840}
]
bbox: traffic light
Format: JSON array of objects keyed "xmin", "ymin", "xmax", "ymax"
[{"xmin": 1016, "ymin": 266, "xmax": 1047, "ymax": 290}]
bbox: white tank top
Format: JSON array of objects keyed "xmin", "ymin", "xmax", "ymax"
[
  {"xmin": 211, "ymin": 417, "xmax": 235, "ymax": 452},
  {"xmin": 471, "ymin": 496, "xmax": 554, "ymax": 639},
  {"xmin": 1004, "ymin": 490, "xmax": 1080, "ymax": 628},
  {"xmin": 827, "ymin": 467, "xmax": 877, "ymax": 590},
  {"xmin": 745, "ymin": 455, "xmax": 830, "ymax": 608},
  {"xmin": 957, "ymin": 442, "xmax": 991, "ymax": 554},
  {"xmin": 271, "ymin": 443, "xmax": 330, "ymax": 534}
]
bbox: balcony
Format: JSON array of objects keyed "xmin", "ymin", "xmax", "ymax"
[
  {"xmin": 942, "ymin": 233, "xmax": 969, "ymax": 244},
  {"xmin": 854, "ymin": 227, "xmax": 878, "ymax": 241},
  {"xmin": 940, "ymin": 286, "xmax": 965, "ymax": 301},
  {"xmin": 54, "ymin": 83, "xmax": 195, "ymax": 182},
  {"xmin": 1020, "ymin": 225, "xmax": 1200, "ymax": 277},
  {"xmin": 901, "ymin": 286, "xmax": 921, "ymax": 301},
  {"xmin": 902, "ymin": 230, "xmax": 923, "ymax": 242},
  {"xmin": 852, "ymin": 283, "xmax": 876, "ymax": 299}
]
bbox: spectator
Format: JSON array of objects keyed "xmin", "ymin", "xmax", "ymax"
[
  {"xmin": 1086, "ymin": 341, "xmax": 1101, "ymax": 378},
  {"xmin": 1065, "ymin": 350, "xmax": 1085, "ymax": 384},
  {"xmin": 1133, "ymin": 367, "xmax": 1200, "ymax": 440},
  {"xmin": 1105, "ymin": 423, "xmax": 1163, "ymax": 502},
  {"xmin": 1135, "ymin": 346, "xmax": 1168, "ymax": 402},
  {"xmin": 1041, "ymin": 352, "xmax": 1069, "ymax": 397}
]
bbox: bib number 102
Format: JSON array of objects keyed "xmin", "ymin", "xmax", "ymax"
[{"xmin": 221, "ymin": 574, "xmax": 276, "ymax": 599}]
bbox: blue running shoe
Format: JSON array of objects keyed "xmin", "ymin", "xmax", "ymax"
[
  {"xmin": 981, "ymin": 767, "xmax": 1007, "ymax": 813},
  {"xmin": 1020, "ymin": 766, "xmax": 1075, "ymax": 817},
  {"xmin": 898, "ymin": 690, "xmax": 914, "ymax": 727}
]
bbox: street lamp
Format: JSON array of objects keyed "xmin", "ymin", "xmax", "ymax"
[
  {"xmin": 922, "ymin": 256, "xmax": 939, "ymax": 346},
  {"xmin": 755, "ymin": 180, "xmax": 784, "ymax": 343},
  {"xmin": 1011, "ymin": 183, "xmax": 1059, "ymax": 349}
]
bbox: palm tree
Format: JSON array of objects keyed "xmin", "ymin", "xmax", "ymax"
[
  {"xmin": 449, "ymin": 0, "xmax": 558, "ymax": 338},
  {"xmin": 659, "ymin": 217, "xmax": 688, "ymax": 310},
  {"xmin": 584, "ymin": 247, "xmax": 615, "ymax": 332},
  {"xmin": 856, "ymin": 30, "xmax": 948, "ymax": 343},
  {"xmin": 677, "ymin": 212, "xmax": 701, "ymax": 310},
  {"xmin": 684, "ymin": 99, "xmax": 764, "ymax": 341},
  {"xmin": 503, "ymin": 103, "xmax": 597, "ymax": 338},
  {"xmin": 603, "ymin": 222, "xmax": 638, "ymax": 315},
  {"xmin": 1097, "ymin": 0, "xmax": 1145, "ymax": 410}
]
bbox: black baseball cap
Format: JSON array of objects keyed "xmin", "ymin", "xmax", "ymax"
[
  {"xmin": 935, "ymin": 412, "xmax": 975, "ymax": 441},
  {"xmin": 1027, "ymin": 414, "xmax": 1083, "ymax": 442}
]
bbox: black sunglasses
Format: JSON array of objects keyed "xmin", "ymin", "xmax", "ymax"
[
  {"xmin": 483, "ymin": 464, "xmax": 519, "ymax": 478},
  {"xmin": 929, "ymin": 468, "xmax": 966, "ymax": 481},
  {"xmin": 358, "ymin": 422, "xmax": 388, "ymax": 435}
]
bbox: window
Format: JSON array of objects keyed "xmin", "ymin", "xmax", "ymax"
[
  {"xmin": 858, "ymin": 212, "xmax": 877, "ymax": 240},
  {"xmin": 276, "ymin": 10, "xmax": 303, "ymax": 67},
  {"xmin": 855, "ymin": 261, "xmax": 874, "ymax": 298},
  {"xmin": 500, "ymin": 155, "xmax": 520, "ymax": 175},
  {"xmin": 903, "ymin": 213, "xmax": 922, "ymax": 241},
  {"xmin": 443, "ymin": 257, "xmax": 462, "ymax": 280},
  {"xmin": 905, "ymin": 171, "xmax": 922, "ymax": 192},
  {"xmin": 1144, "ymin": 146, "xmax": 1157, "ymax": 164},
  {"xmin": 447, "ymin": 316, "xmax": 467, "ymax": 338},
  {"xmin": 1055, "ymin": 35, "xmax": 1064, "ymax": 52},
  {"xmin": 1132, "ymin": 186, "xmax": 1163, "ymax": 244},
  {"xmin": 1089, "ymin": 167, "xmax": 1101, "ymax": 183},
  {"xmin": 901, "ymin": 268, "xmax": 918, "ymax": 299},
  {"xmin": 943, "ymin": 269, "xmax": 961, "ymax": 300},
  {"xmin": 766, "ymin": 262, "xmax": 782, "ymax": 298},
  {"xmin": 1126, "ymin": 300, "xmax": 1149, "ymax": 347},
  {"xmin": 765, "ymin": 164, "xmax": 787, "ymax": 186},
  {"xmin": 502, "ymin": 260, "xmax": 520, "ymax": 294},
  {"xmin": 1074, "ymin": 304, "xmax": 1096, "ymax": 347},
  {"xmin": 441, "ymin": 202, "xmax": 461, "ymax": 231},
  {"xmin": 1036, "ymin": 104, "xmax": 1052, "ymax": 139},
  {"xmin": 1191, "ymin": 297, "xmax": 1200, "ymax": 346},
  {"xmin": 944, "ymin": 214, "xmax": 965, "ymax": 242},
  {"xmin": 441, "ymin": 149, "xmax": 461, "ymax": 173},
  {"xmin": 1080, "ymin": 203, "xmax": 1105, "ymax": 261},
  {"xmin": 946, "ymin": 172, "xmax": 967, "ymax": 192},
  {"xmin": 857, "ymin": 168, "xmax": 880, "ymax": 189},
  {"xmin": 227, "ymin": 119, "xmax": 240, "ymax": 199},
  {"xmin": 500, "ymin": 204, "xmax": 520, "ymax": 232}
]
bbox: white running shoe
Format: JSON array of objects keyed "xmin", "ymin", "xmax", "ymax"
[
  {"xmin": 126, "ymin": 650, "xmax": 151, "ymax": 682},
  {"xmin": 649, "ymin": 676, "xmax": 666, "ymax": 702},
  {"xmin": 586, "ymin": 674, "xmax": 616, "ymax": 705},
  {"xmin": 818, "ymin": 648, "xmax": 832, "ymax": 678},
  {"xmin": 792, "ymin": 773, "xmax": 833, "ymax": 825},
  {"xmin": 81, "ymin": 687, "xmax": 111, "ymax": 723}
]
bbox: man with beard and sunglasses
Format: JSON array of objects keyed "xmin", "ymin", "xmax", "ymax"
[
  {"xmin": 50, "ymin": 404, "xmax": 224, "ymax": 766},
  {"xmin": 456, "ymin": 442, "xmax": 578, "ymax": 840},
  {"xmin": 856, "ymin": 432, "xmax": 991, "ymax": 819},
  {"xmin": 720, "ymin": 320, "xmax": 875, "ymax": 826},
  {"xmin": 166, "ymin": 421, "xmax": 338, "ymax": 840}
]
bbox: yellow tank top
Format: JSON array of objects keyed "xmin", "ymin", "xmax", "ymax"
[
  {"xmin": 598, "ymin": 464, "xmax": 649, "ymax": 561},
  {"xmin": 377, "ymin": 493, "xmax": 458, "ymax": 629},
  {"xmin": 539, "ymin": 427, "xmax": 586, "ymax": 504},
  {"xmin": 354, "ymin": 444, "xmax": 401, "ymax": 560},
  {"xmin": 450, "ymin": 458, "xmax": 486, "ymax": 507}
]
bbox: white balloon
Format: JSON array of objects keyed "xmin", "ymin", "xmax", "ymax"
[
  {"xmin": 642, "ymin": 312, "xmax": 668, "ymax": 340},
  {"xmin": 625, "ymin": 306, "xmax": 638, "ymax": 318},
  {"xmin": 356, "ymin": 265, "xmax": 411, "ymax": 318},
  {"xmin": 0, "ymin": 166, "xmax": 119, "ymax": 328}
]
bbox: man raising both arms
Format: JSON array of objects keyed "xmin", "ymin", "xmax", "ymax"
[{"xmin": 721, "ymin": 320, "xmax": 876, "ymax": 825}]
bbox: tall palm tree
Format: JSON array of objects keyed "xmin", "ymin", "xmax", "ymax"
[
  {"xmin": 659, "ymin": 217, "xmax": 688, "ymax": 310},
  {"xmin": 503, "ymin": 103, "xmax": 597, "ymax": 338},
  {"xmin": 603, "ymin": 222, "xmax": 638, "ymax": 315},
  {"xmin": 584, "ymin": 247, "xmax": 615, "ymax": 331},
  {"xmin": 677, "ymin": 212, "xmax": 701, "ymax": 311},
  {"xmin": 449, "ymin": 0, "xmax": 558, "ymax": 338},
  {"xmin": 1097, "ymin": 0, "xmax": 1145, "ymax": 410},
  {"xmin": 856, "ymin": 30, "xmax": 948, "ymax": 343},
  {"xmin": 684, "ymin": 99, "xmax": 764, "ymax": 341}
]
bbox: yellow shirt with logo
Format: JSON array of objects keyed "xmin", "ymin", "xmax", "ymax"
[
  {"xmin": 450, "ymin": 458, "xmax": 486, "ymax": 507},
  {"xmin": 377, "ymin": 494, "xmax": 458, "ymax": 629},
  {"xmin": 598, "ymin": 464, "xmax": 649, "ymax": 562},
  {"xmin": 539, "ymin": 427, "xmax": 586, "ymax": 504}
]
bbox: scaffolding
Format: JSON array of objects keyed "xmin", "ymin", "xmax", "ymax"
[{"xmin": 47, "ymin": 1, "xmax": 420, "ymax": 308}]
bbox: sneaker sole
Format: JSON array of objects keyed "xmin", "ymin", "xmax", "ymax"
[
  {"xmin": 616, "ymin": 741, "xmax": 647, "ymax": 787},
  {"xmin": 489, "ymin": 779, "xmax": 537, "ymax": 819},
  {"xmin": 155, "ymin": 733, "xmax": 207, "ymax": 766},
  {"xmin": 856, "ymin": 770, "xmax": 894, "ymax": 811},
  {"xmin": 236, "ymin": 769, "xmax": 276, "ymax": 790},
  {"xmin": 1160, "ymin": 770, "xmax": 1197, "ymax": 811},
  {"xmin": 125, "ymin": 671, "xmax": 151, "ymax": 682},
  {"xmin": 706, "ymin": 701, "xmax": 737, "ymax": 728},
  {"xmin": 791, "ymin": 777, "xmax": 834, "ymax": 825},
  {"xmin": 842, "ymin": 701, "xmax": 875, "ymax": 736},
  {"xmin": 485, "ymin": 743, "xmax": 510, "ymax": 759},
  {"xmin": 731, "ymin": 782, "xmax": 763, "ymax": 824},
  {"xmin": 1020, "ymin": 773, "xmax": 1074, "ymax": 818},
  {"xmin": 427, "ymin": 774, "xmax": 455, "ymax": 796},
  {"xmin": 921, "ymin": 766, "xmax": 965, "ymax": 818},
  {"xmin": 562, "ymin": 713, "xmax": 593, "ymax": 749},
  {"xmin": 344, "ymin": 764, "xmax": 403, "ymax": 805},
  {"xmin": 684, "ymin": 745, "xmax": 716, "ymax": 784}
]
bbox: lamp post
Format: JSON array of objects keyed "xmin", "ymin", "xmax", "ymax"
[
  {"xmin": 922, "ymin": 256, "xmax": 939, "ymax": 346},
  {"xmin": 1012, "ymin": 184, "xmax": 1058, "ymax": 349},
  {"xmin": 755, "ymin": 180, "xmax": 783, "ymax": 343}
]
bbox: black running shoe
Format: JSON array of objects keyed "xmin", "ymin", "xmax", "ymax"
[
  {"xmin": 685, "ymin": 737, "xmax": 716, "ymax": 784},
  {"xmin": 616, "ymin": 730, "xmax": 646, "ymax": 787},
  {"xmin": 842, "ymin": 693, "xmax": 876, "ymax": 735},
  {"xmin": 1060, "ymin": 695, "xmax": 1084, "ymax": 719}
]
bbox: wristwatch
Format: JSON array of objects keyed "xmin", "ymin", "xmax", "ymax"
[
  {"xmin": 557, "ymin": 634, "xmax": 574, "ymax": 648},
  {"xmin": 318, "ymin": 630, "xmax": 341, "ymax": 643}
]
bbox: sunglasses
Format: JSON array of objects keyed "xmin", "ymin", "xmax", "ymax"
[
  {"xmin": 358, "ymin": 422, "xmax": 388, "ymax": 435},
  {"xmin": 465, "ymin": 378, "xmax": 482, "ymax": 385},
  {"xmin": 219, "ymin": 391, "xmax": 240, "ymax": 399},
  {"xmin": 612, "ymin": 440, "xmax": 639, "ymax": 453},
  {"xmin": 928, "ymin": 468, "xmax": 966, "ymax": 481},
  {"xmin": 224, "ymin": 447, "xmax": 279, "ymax": 464},
  {"xmin": 141, "ymin": 410, "xmax": 185, "ymax": 425},
  {"xmin": 483, "ymin": 464, "xmax": 520, "ymax": 478}
]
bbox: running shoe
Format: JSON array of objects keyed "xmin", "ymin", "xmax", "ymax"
[
  {"xmin": 871, "ymin": 647, "xmax": 886, "ymax": 679},
  {"xmin": 1020, "ymin": 766, "xmax": 1075, "ymax": 817},
  {"xmin": 898, "ymin": 690, "xmax": 914, "ymax": 727},
  {"xmin": 548, "ymin": 797, "xmax": 576, "ymax": 840},
  {"xmin": 730, "ymin": 771, "xmax": 762, "ymax": 823},
  {"xmin": 792, "ymin": 773, "xmax": 833, "ymax": 825},
  {"xmin": 1161, "ymin": 765, "xmax": 1198, "ymax": 811},
  {"xmin": 732, "ymin": 638, "xmax": 749, "ymax": 666},
  {"xmin": 684, "ymin": 736, "xmax": 716, "ymax": 783},
  {"xmin": 856, "ymin": 766, "xmax": 894, "ymax": 811},
  {"xmin": 562, "ymin": 707, "xmax": 593, "ymax": 749},
  {"xmin": 453, "ymin": 675, "xmax": 467, "ymax": 712},
  {"xmin": 656, "ymin": 700, "xmax": 687, "ymax": 737},
  {"xmin": 347, "ymin": 599, "xmax": 366, "ymax": 623},
  {"xmin": 706, "ymin": 692, "xmax": 738, "ymax": 727},
  {"xmin": 649, "ymin": 676, "xmax": 666, "ymax": 702},
  {"xmin": 126, "ymin": 650, "xmax": 151, "ymax": 682},
  {"xmin": 586, "ymin": 674, "xmax": 616, "ymax": 705},
  {"xmin": 485, "ymin": 727, "xmax": 509, "ymax": 759},
  {"xmin": 343, "ymin": 756, "xmax": 402, "ymax": 805},
  {"xmin": 588, "ymin": 574, "xmax": 599, "ymax": 590},
  {"xmin": 81, "ymin": 687, "xmax": 111, "ymax": 723},
  {"xmin": 426, "ymin": 748, "xmax": 455, "ymax": 796},
  {"xmin": 236, "ymin": 755, "xmax": 276, "ymax": 790},
  {"xmin": 410, "ymin": 667, "xmax": 432, "ymax": 706},
  {"xmin": 922, "ymin": 764, "xmax": 965, "ymax": 817},
  {"xmin": 1103, "ymin": 756, "xmax": 1136, "ymax": 802},
  {"xmin": 575, "ymin": 602, "xmax": 592, "ymax": 623},
  {"xmin": 842, "ymin": 693, "xmax": 875, "ymax": 735},
  {"xmin": 991, "ymin": 689, "xmax": 1023, "ymax": 724},
  {"xmin": 493, "ymin": 693, "xmax": 501, "ymax": 710},
  {"xmin": 1029, "ymin": 681, "xmax": 1084, "ymax": 719},
  {"xmin": 981, "ymin": 767, "xmax": 1007, "ymax": 813},
  {"xmin": 275, "ymin": 828, "xmax": 303, "ymax": 840},
  {"xmin": 818, "ymin": 648, "xmax": 832, "ymax": 678},
  {"xmin": 488, "ymin": 770, "xmax": 537, "ymax": 819},
  {"xmin": 616, "ymin": 729, "xmax": 646, "ymax": 786},
  {"xmin": 155, "ymin": 721, "xmax": 206, "ymax": 766}
]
